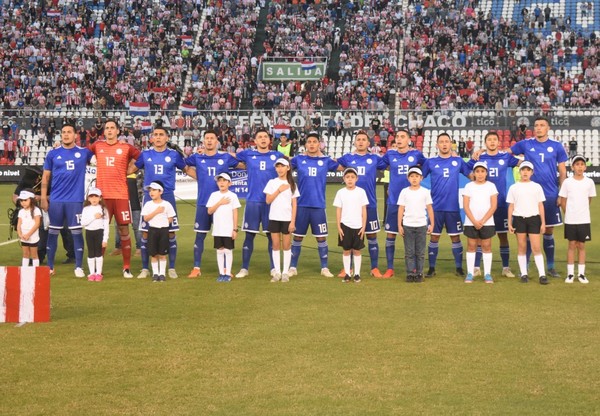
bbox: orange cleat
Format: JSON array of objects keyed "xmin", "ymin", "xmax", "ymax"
[
  {"xmin": 338, "ymin": 268, "xmax": 353, "ymax": 278},
  {"xmin": 370, "ymin": 268, "xmax": 383, "ymax": 278},
  {"xmin": 381, "ymin": 269, "xmax": 394, "ymax": 279},
  {"xmin": 187, "ymin": 267, "xmax": 201, "ymax": 278}
]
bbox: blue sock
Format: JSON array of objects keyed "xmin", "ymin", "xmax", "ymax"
[
  {"xmin": 428, "ymin": 241, "xmax": 439, "ymax": 268},
  {"xmin": 71, "ymin": 228, "xmax": 84, "ymax": 268},
  {"xmin": 474, "ymin": 246, "xmax": 482, "ymax": 268},
  {"xmin": 169, "ymin": 236, "xmax": 177, "ymax": 269},
  {"xmin": 543, "ymin": 234, "xmax": 555, "ymax": 270},
  {"xmin": 452, "ymin": 241, "xmax": 463, "ymax": 269},
  {"xmin": 46, "ymin": 228, "xmax": 60, "ymax": 269},
  {"xmin": 141, "ymin": 236, "xmax": 149, "ymax": 270},
  {"xmin": 193, "ymin": 233, "xmax": 206, "ymax": 268},
  {"xmin": 500, "ymin": 245, "xmax": 510, "ymax": 268},
  {"xmin": 317, "ymin": 240, "xmax": 328, "ymax": 268},
  {"xmin": 367, "ymin": 236, "xmax": 379, "ymax": 269},
  {"xmin": 290, "ymin": 239, "xmax": 302, "ymax": 268},
  {"xmin": 385, "ymin": 237, "xmax": 395, "ymax": 270},
  {"xmin": 241, "ymin": 233, "xmax": 255, "ymax": 270},
  {"xmin": 267, "ymin": 234, "xmax": 274, "ymax": 269}
]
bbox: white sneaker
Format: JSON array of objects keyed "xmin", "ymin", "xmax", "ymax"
[
  {"xmin": 168, "ymin": 268, "xmax": 178, "ymax": 279},
  {"xmin": 235, "ymin": 268, "xmax": 249, "ymax": 278},
  {"xmin": 565, "ymin": 275, "xmax": 574, "ymax": 284},
  {"xmin": 288, "ymin": 267, "xmax": 297, "ymax": 277},
  {"xmin": 74, "ymin": 268, "xmax": 85, "ymax": 278},
  {"xmin": 137, "ymin": 269, "xmax": 150, "ymax": 279},
  {"xmin": 281, "ymin": 273, "xmax": 290, "ymax": 283},
  {"xmin": 321, "ymin": 268, "xmax": 333, "ymax": 277},
  {"xmin": 270, "ymin": 268, "xmax": 276, "ymax": 277},
  {"xmin": 473, "ymin": 267, "xmax": 481, "ymax": 277},
  {"xmin": 502, "ymin": 267, "xmax": 516, "ymax": 278},
  {"xmin": 578, "ymin": 275, "xmax": 589, "ymax": 284},
  {"xmin": 270, "ymin": 272, "xmax": 281, "ymax": 282},
  {"xmin": 123, "ymin": 269, "xmax": 133, "ymax": 278}
]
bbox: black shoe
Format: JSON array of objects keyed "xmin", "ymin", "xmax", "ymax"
[
  {"xmin": 353, "ymin": 275, "xmax": 361, "ymax": 283},
  {"xmin": 415, "ymin": 274, "xmax": 424, "ymax": 283},
  {"xmin": 547, "ymin": 268, "xmax": 560, "ymax": 278},
  {"xmin": 159, "ymin": 275, "xmax": 166, "ymax": 282},
  {"xmin": 425, "ymin": 267, "xmax": 436, "ymax": 278},
  {"xmin": 342, "ymin": 274, "xmax": 351, "ymax": 283},
  {"xmin": 406, "ymin": 275, "xmax": 414, "ymax": 283},
  {"xmin": 455, "ymin": 267, "xmax": 465, "ymax": 277},
  {"xmin": 539, "ymin": 275, "xmax": 549, "ymax": 285},
  {"xmin": 62, "ymin": 257, "xmax": 75, "ymax": 264},
  {"xmin": 520, "ymin": 274, "xmax": 529, "ymax": 283},
  {"xmin": 152, "ymin": 274, "xmax": 159, "ymax": 282}
]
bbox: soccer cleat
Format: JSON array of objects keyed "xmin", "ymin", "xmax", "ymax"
[
  {"xmin": 168, "ymin": 268, "xmax": 178, "ymax": 279},
  {"xmin": 406, "ymin": 275, "xmax": 414, "ymax": 283},
  {"xmin": 152, "ymin": 274, "xmax": 160, "ymax": 282},
  {"xmin": 320, "ymin": 268, "xmax": 333, "ymax": 277},
  {"xmin": 137, "ymin": 269, "xmax": 150, "ymax": 279},
  {"xmin": 473, "ymin": 267, "xmax": 481, "ymax": 277},
  {"xmin": 354, "ymin": 275, "xmax": 361, "ymax": 283},
  {"xmin": 271, "ymin": 271, "xmax": 282, "ymax": 283},
  {"xmin": 565, "ymin": 275, "xmax": 575, "ymax": 284},
  {"xmin": 270, "ymin": 268, "xmax": 277, "ymax": 277},
  {"xmin": 370, "ymin": 268, "xmax": 382, "ymax": 278},
  {"xmin": 342, "ymin": 274, "xmax": 351, "ymax": 283},
  {"xmin": 287, "ymin": 267, "xmax": 298, "ymax": 277},
  {"xmin": 382, "ymin": 269, "xmax": 394, "ymax": 279},
  {"xmin": 338, "ymin": 268, "xmax": 350, "ymax": 278},
  {"xmin": 236, "ymin": 268, "xmax": 249, "ymax": 278},
  {"xmin": 96, "ymin": 274, "xmax": 103, "ymax": 282},
  {"xmin": 455, "ymin": 268, "xmax": 465, "ymax": 277},
  {"xmin": 49, "ymin": 269, "xmax": 55, "ymax": 276},
  {"xmin": 281, "ymin": 273, "xmax": 290, "ymax": 283},
  {"xmin": 123, "ymin": 269, "xmax": 133, "ymax": 278},
  {"xmin": 88, "ymin": 274, "xmax": 96, "ymax": 282},
  {"xmin": 539, "ymin": 275, "xmax": 549, "ymax": 285},
  {"xmin": 187, "ymin": 267, "xmax": 201, "ymax": 278},
  {"xmin": 425, "ymin": 267, "xmax": 436, "ymax": 278},
  {"xmin": 223, "ymin": 275, "xmax": 232, "ymax": 282},
  {"xmin": 415, "ymin": 274, "xmax": 424, "ymax": 283},
  {"xmin": 74, "ymin": 268, "xmax": 85, "ymax": 278},
  {"xmin": 158, "ymin": 275, "xmax": 166, "ymax": 282},
  {"xmin": 484, "ymin": 274, "xmax": 494, "ymax": 284},
  {"xmin": 464, "ymin": 273, "xmax": 474, "ymax": 283},
  {"xmin": 520, "ymin": 274, "xmax": 529, "ymax": 283},
  {"xmin": 547, "ymin": 268, "xmax": 561, "ymax": 278},
  {"xmin": 501, "ymin": 267, "xmax": 515, "ymax": 278},
  {"xmin": 216, "ymin": 275, "xmax": 224, "ymax": 282},
  {"xmin": 578, "ymin": 274, "xmax": 589, "ymax": 284}
]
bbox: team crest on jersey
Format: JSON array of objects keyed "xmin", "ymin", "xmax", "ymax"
[
  {"xmin": 165, "ymin": 156, "xmax": 171, "ymax": 162},
  {"xmin": 547, "ymin": 147, "xmax": 554, "ymax": 152},
  {"xmin": 270, "ymin": 155, "xmax": 276, "ymax": 160},
  {"xmin": 499, "ymin": 160, "xmax": 505, "ymax": 165},
  {"xmin": 317, "ymin": 160, "xmax": 323, "ymax": 166},
  {"xmin": 218, "ymin": 160, "xmax": 224, "ymax": 165},
  {"xmin": 408, "ymin": 156, "xmax": 414, "ymax": 162},
  {"xmin": 116, "ymin": 148, "xmax": 123, "ymax": 155},
  {"xmin": 452, "ymin": 161, "xmax": 458, "ymax": 166},
  {"xmin": 75, "ymin": 152, "xmax": 81, "ymax": 158},
  {"xmin": 367, "ymin": 158, "xmax": 372, "ymax": 164}
]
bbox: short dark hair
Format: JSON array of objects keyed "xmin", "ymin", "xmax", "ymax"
[
  {"xmin": 204, "ymin": 129, "xmax": 218, "ymax": 138},
  {"xmin": 484, "ymin": 131, "xmax": 499, "ymax": 141},
  {"xmin": 396, "ymin": 128, "xmax": 411, "ymax": 136},
  {"xmin": 153, "ymin": 126, "xmax": 169, "ymax": 136},
  {"xmin": 534, "ymin": 116, "xmax": 550, "ymax": 125},
  {"xmin": 306, "ymin": 132, "xmax": 320, "ymax": 141},
  {"xmin": 61, "ymin": 123, "xmax": 77, "ymax": 133},
  {"xmin": 254, "ymin": 128, "xmax": 271, "ymax": 139},
  {"xmin": 104, "ymin": 119, "xmax": 120, "ymax": 130},
  {"xmin": 437, "ymin": 132, "xmax": 452, "ymax": 142}
]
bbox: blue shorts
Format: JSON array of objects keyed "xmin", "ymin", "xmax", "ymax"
[
  {"xmin": 365, "ymin": 206, "xmax": 381, "ymax": 233},
  {"xmin": 48, "ymin": 201, "xmax": 83, "ymax": 229},
  {"xmin": 293, "ymin": 207, "xmax": 328, "ymax": 237},
  {"xmin": 384, "ymin": 204, "xmax": 399, "ymax": 234},
  {"xmin": 139, "ymin": 192, "xmax": 179, "ymax": 232},
  {"xmin": 544, "ymin": 198, "xmax": 563, "ymax": 227},
  {"xmin": 242, "ymin": 201, "xmax": 270, "ymax": 233},
  {"xmin": 494, "ymin": 206, "xmax": 509, "ymax": 233},
  {"xmin": 193, "ymin": 205, "xmax": 212, "ymax": 233},
  {"xmin": 432, "ymin": 211, "xmax": 463, "ymax": 236}
]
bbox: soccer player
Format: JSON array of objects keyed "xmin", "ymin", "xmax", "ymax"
[
  {"xmin": 130, "ymin": 126, "xmax": 189, "ymax": 279},
  {"xmin": 421, "ymin": 132, "xmax": 471, "ymax": 277},
  {"xmin": 380, "ymin": 129, "xmax": 426, "ymax": 278},
  {"xmin": 337, "ymin": 130, "xmax": 387, "ymax": 277},
  {"xmin": 234, "ymin": 129, "xmax": 284, "ymax": 278},
  {"xmin": 289, "ymin": 133, "xmax": 339, "ymax": 277},
  {"xmin": 510, "ymin": 116, "xmax": 568, "ymax": 277},
  {"xmin": 89, "ymin": 119, "xmax": 141, "ymax": 278},
  {"xmin": 184, "ymin": 130, "xmax": 241, "ymax": 278},
  {"xmin": 468, "ymin": 131, "xmax": 521, "ymax": 278},
  {"xmin": 41, "ymin": 123, "xmax": 93, "ymax": 276}
]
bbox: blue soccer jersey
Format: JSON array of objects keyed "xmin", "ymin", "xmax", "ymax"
[
  {"xmin": 136, "ymin": 148, "xmax": 186, "ymax": 194},
  {"xmin": 467, "ymin": 152, "xmax": 519, "ymax": 207},
  {"xmin": 337, "ymin": 153, "xmax": 387, "ymax": 205},
  {"xmin": 421, "ymin": 156, "xmax": 471, "ymax": 212},
  {"xmin": 43, "ymin": 146, "xmax": 92, "ymax": 202},
  {"xmin": 291, "ymin": 155, "xmax": 339, "ymax": 208},
  {"xmin": 185, "ymin": 152, "xmax": 239, "ymax": 205},
  {"xmin": 382, "ymin": 149, "xmax": 426, "ymax": 205},
  {"xmin": 511, "ymin": 138, "xmax": 568, "ymax": 198},
  {"xmin": 236, "ymin": 149, "xmax": 283, "ymax": 202}
]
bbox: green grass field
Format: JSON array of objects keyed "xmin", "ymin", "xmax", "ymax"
[{"xmin": 1, "ymin": 183, "xmax": 599, "ymax": 415}]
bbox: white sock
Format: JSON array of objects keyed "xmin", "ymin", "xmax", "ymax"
[
  {"xmin": 518, "ymin": 255, "xmax": 527, "ymax": 276},
  {"xmin": 159, "ymin": 259, "xmax": 167, "ymax": 276},
  {"xmin": 343, "ymin": 255, "xmax": 352, "ymax": 275},
  {"xmin": 224, "ymin": 249, "xmax": 233, "ymax": 276},
  {"xmin": 151, "ymin": 261, "xmax": 159, "ymax": 276},
  {"xmin": 466, "ymin": 251, "xmax": 476, "ymax": 274},
  {"xmin": 282, "ymin": 250, "xmax": 291, "ymax": 274},
  {"xmin": 353, "ymin": 254, "xmax": 362, "ymax": 277},
  {"xmin": 87, "ymin": 257, "xmax": 95, "ymax": 274},
  {"xmin": 96, "ymin": 257, "xmax": 104, "ymax": 275},
  {"xmin": 271, "ymin": 250, "xmax": 281, "ymax": 274},
  {"xmin": 578, "ymin": 264, "xmax": 585, "ymax": 276},
  {"xmin": 22, "ymin": 258, "xmax": 29, "ymax": 267},
  {"xmin": 534, "ymin": 254, "xmax": 546, "ymax": 277},
  {"xmin": 482, "ymin": 252, "xmax": 492, "ymax": 275},
  {"xmin": 32, "ymin": 259, "xmax": 39, "ymax": 267},
  {"xmin": 567, "ymin": 264, "xmax": 574, "ymax": 276},
  {"xmin": 217, "ymin": 250, "xmax": 225, "ymax": 275}
]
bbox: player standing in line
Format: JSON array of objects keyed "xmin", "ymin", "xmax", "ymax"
[
  {"xmin": 41, "ymin": 123, "xmax": 93, "ymax": 276},
  {"xmin": 288, "ymin": 133, "xmax": 340, "ymax": 277},
  {"xmin": 184, "ymin": 130, "xmax": 241, "ymax": 278},
  {"xmin": 337, "ymin": 131, "xmax": 388, "ymax": 278},
  {"xmin": 380, "ymin": 129, "xmax": 426, "ymax": 278},
  {"xmin": 421, "ymin": 132, "xmax": 471, "ymax": 277},
  {"xmin": 234, "ymin": 129, "xmax": 284, "ymax": 279},
  {"xmin": 468, "ymin": 131, "xmax": 520, "ymax": 278},
  {"xmin": 89, "ymin": 120, "xmax": 141, "ymax": 278},
  {"xmin": 129, "ymin": 126, "xmax": 189, "ymax": 279},
  {"xmin": 510, "ymin": 116, "xmax": 567, "ymax": 278}
]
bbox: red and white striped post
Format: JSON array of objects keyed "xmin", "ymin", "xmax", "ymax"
[{"xmin": 0, "ymin": 266, "xmax": 51, "ymax": 323}]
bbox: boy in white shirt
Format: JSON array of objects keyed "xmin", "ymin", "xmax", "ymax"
[
  {"xmin": 207, "ymin": 173, "xmax": 241, "ymax": 282},
  {"xmin": 507, "ymin": 162, "xmax": 548, "ymax": 285},
  {"xmin": 333, "ymin": 168, "xmax": 369, "ymax": 283},
  {"xmin": 141, "ymin": 181, "xmax": 176, "ymax": 282},
  {"xmin": 559, "ymin": 155, "xmax": 596, "ymax": 284}
]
